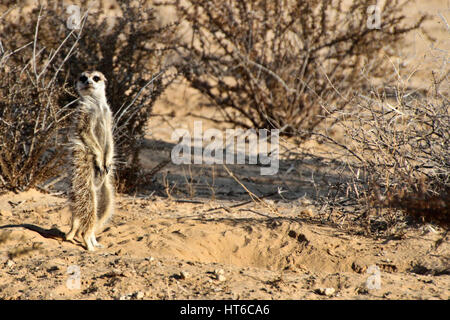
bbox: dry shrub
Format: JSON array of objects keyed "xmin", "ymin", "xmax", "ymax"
[
  {"xmin": 336, "ymin": 75, "xmax": 449, "ymax": 229},
  {"xmin": 0, "ymin": 21, "xmax": 73, "ymax": 193},
  {"xmin": 0, "ymin": 1, "xmax": 178, "ymax": 193},
  {"xmin": 170, "ymin": 0, "xmax": 426, "ymax": 138},
  {"xmin": 0, "ymin": 74, "xmax": 69, "ymax": 193}
]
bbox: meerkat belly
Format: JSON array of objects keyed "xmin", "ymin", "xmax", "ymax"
[{"xmin": 93, "ymin": 111, "xmax": 110, "ymax": 151}]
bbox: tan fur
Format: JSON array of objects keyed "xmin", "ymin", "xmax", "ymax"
[{"xmin": 65, "ymin": 71, "xmax": 115, "ymax": 251}]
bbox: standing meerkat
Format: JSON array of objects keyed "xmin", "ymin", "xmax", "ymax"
[{"xmin": 65, "ymin": 70, "xmax": 115, "ymax": 251}]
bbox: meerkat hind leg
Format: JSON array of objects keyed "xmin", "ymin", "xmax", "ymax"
[
  {"xmin": 65, "ymin": 216, "xmax": 81, "ymax": 243},
  {"xmin": 76, "ymin": 229, "xmax": 83, "ymax": 240},
  {"xmin": 90, "ymin": 234, "xmax": 104, "ymax": 248},
  {"xmin": 83, "ymin": 229, "xmax": 96, "ymax": 251}
]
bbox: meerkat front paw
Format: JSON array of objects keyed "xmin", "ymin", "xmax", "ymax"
[
  {"xmin": 104, "ymin": 159, "xmax": 113, "ymax": 175},
  {"xmin": 94, "ymin": 158, "xmax": 105, "ymax": 176}
]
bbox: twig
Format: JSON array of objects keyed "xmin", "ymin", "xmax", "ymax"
[
  {"xmin": 222, "ymin": 164, "xmax": 280, "ymax": 215},
  {"xmin": 174, "ymin": 199, "xmax": 204, "ymax": 204},
  {"xmin": 113, "ymin": 70, "xmax": 165, "ymax": 133},
  {"xmin": 239, "ymin": 208, "xmax": 273, "ymax": 218}
]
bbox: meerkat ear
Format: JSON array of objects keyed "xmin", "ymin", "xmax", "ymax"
[{"xmin": 97, "ymin": 72, "xmax": 106, "ymax": 83}]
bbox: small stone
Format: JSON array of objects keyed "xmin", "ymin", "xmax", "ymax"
[
  {"xmin": 316, "ymin": 287, "xmax": 335, "ymax": 296},
  {"xmin": 180, "ymin": 271, "xmax": 190, "ymax": 280},
  {"xmin": 300, "ymin": 208, "xmax": 314, "ymax": 217},
  {"xmin": 356, "ymin": 287, "xmax": 369, "ymax": 295},
  {"xmin": 217, "ymin": 275, "xmax": 226, "ymax": 282},
  {"xmin": 214, "ymin": 269, "xmax": 224, "ymax": 275},
  {"xmin": 47, "ymin": 266, "xmax": 59, "ymax": 273},
  {"xmin": 6, "ymin": 260, "xmax": 14, "ymax": 268},
  {"xmin": 351, "ymin": 261, "xmax": 367, "ymax": 274},
  {"xmin": 324, "ymin": 288, "xmax": 335, "ymax": 296},
  {"xmin": 135, "ymin": 291, "xmax": 145, "ymax": 299}
]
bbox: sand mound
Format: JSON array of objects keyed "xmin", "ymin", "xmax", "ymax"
[{"xmin": 115, "ymin": 217, "xmax": 358, "ymax": 274}]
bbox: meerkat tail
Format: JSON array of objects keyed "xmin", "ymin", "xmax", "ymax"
[
  {"xmin": 96, "ymin": 173, "xmax": 115, "ymax": 231},
  {"xmin": 79, "ymin": 188, "xmax": 98, "ymax": 251}
]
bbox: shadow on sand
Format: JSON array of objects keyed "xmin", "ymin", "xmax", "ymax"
[{"xmin": 0, "ymin": 224, "xmax": 65, "ymax": 240}]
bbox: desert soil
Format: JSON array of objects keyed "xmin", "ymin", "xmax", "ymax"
[
  {"xmin": 0, "ymin": 187, "xmax": 448, "ymax": 300},
  {"xmin": 0, "ymin": 0, "xmax": 449, "ymax": 300}
]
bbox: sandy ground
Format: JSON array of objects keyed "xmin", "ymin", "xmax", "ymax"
[
  {"xmin": 0, "ymin": 188, "xmax": 448, "ymax": 300},
  {"xmin": 0, "ymin": 0, "xmax": 449, "ymax": 300}
]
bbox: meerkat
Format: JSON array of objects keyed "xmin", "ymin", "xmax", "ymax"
[{"xmin": 65, "ymin": 70, "xmax": 115, "ymax": 251}]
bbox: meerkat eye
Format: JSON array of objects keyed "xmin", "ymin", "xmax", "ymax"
[
  {"xmin": 93, "ymin": 76, "xmax": 101, "ymax": 82},
  {"xmin": 79, "ymin": 75, "xmax": 88, "ymax": 83}
]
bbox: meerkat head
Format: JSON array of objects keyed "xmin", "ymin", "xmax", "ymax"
[{"xmin": 76, "ymin": 70, "xmax": 107, "ymax": 100}]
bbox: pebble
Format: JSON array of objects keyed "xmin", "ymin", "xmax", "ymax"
[
  {"xmin": 6, "ymin": 260, "xmax": 14, "ymax": 268},
  {"xmin": 180, "ymin": 271, "xmax": 190, "ymax": 280},
  {"xmin": 351, "ymin": 261, "xmax": 367, "ymax": 274},
  {"xmin": 47, "ymin": 266, "xmax": 59, "ymax": 273},
  {"xmin": 120, "ymin": 291, "xmax": 145, "ymax": 300},
  {"xmin": 217, "ymin": 274, "xmax": 227, "ymax": 282},
  {"xmin": 213, "ymin": 269, "xmax": 226, "ymax": 281},
  {"xmin": 300, "ymin": 208, "xmax": 314, "ymax": 217},
  {"xmin": 214, "ymin": 269, "xmax": 224, "ymax": 275},
  {"xmin": 316, "ymin": 287, "xmax": 335, "ymax": 296}
]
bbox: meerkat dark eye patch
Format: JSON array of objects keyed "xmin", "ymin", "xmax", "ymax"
[
  {"xmin": 93, "ymin": 76, "xmax": 101, "ymax": 82},
  {"xmin": 79, "ymin": 75, "xmax": 88, "ymax": 83}
]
